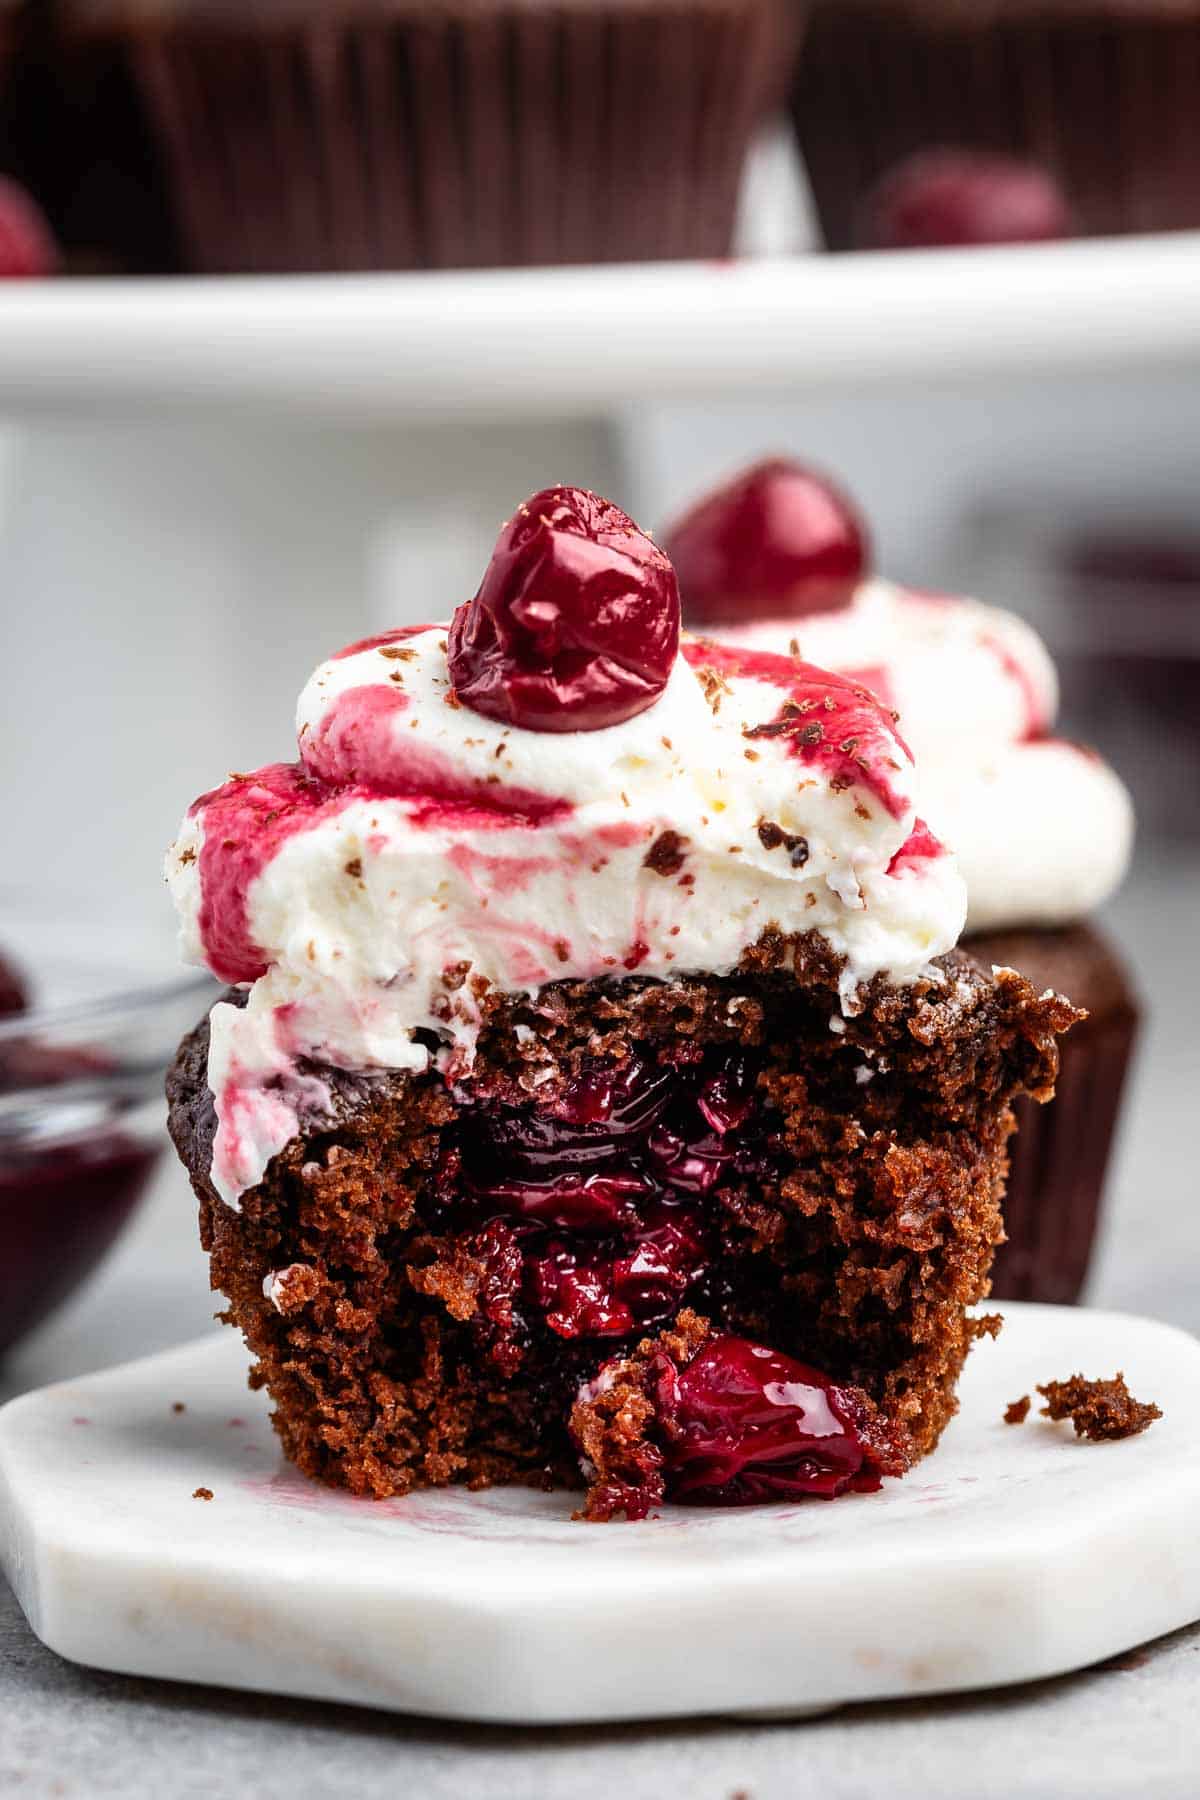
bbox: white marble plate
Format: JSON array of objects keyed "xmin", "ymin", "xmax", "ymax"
[{"xmin": 2, "ymin": 1302, "xmax": 1197, "ymax": 1724}]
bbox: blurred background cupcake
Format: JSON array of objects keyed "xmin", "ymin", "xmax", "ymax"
[
  {"xmin": 789, "ymin": 0, "xmax": 1200, "ymax": 250},
  {"xmin": 663, "ymin": 456, "xmax": 1140, "ymax": 1305},
  {"xmin": 43, "ymin": 12, "xmax": 181, "ymax": 272},
  {"xmin": 58, "ymin": 0, "xmax": 799, "ymax": 273}
]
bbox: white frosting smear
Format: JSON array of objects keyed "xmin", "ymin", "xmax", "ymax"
[
  {"xmin": 715, "ymin": 579, "xmax": 1132, "ymax": 932},
  {"xmin": 167, "ymin": 625, "xmax": 966, "ymax": 1206}
]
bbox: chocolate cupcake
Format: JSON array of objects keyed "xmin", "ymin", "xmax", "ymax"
[
  {"xmin": 65, "ymin": 0, "xmax": 798, "ymax": 274},
  {"xmin": 0, "ymin": 1, "xmax": 52, "ymax": 208},
  {"xmin": 162, "ymin": 484, "xmax": 1074, "ymax": 1517},
  {"xmin": 664, "ymin": 458, "xmax": 1141, "ymax": 1306},
  {"xmin": 789, "ymin": 0, "xmax": 1200, "ymax": 249},
  {"xmin": 35, "ymin": 13, "xmax": 181, "ymax": 273}
]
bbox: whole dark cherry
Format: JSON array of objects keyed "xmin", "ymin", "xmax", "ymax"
[
  {"xmin": 650, "ymin": 1334, "xmax": 894, "ymax": 1506},
  {"xmin": 663, "ymin": 458, "xmax": 868, "ymax": 626},
  {"xmin": 448, "ymin": 485, "xmax": 680, "ymax": 732},
  {"xmin": 0, "ymin": 178, "xmax": 59, "ymax": 278},
  {"xmin": 859, "ymin": 149, "xmax": 1072, "ymax": 251}
]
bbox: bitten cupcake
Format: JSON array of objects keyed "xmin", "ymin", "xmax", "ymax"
[
  {"xmin": 164, "ymin": 483, "xmax": 1072, "ymax": 1518},
  {"xmin": 63, "ymin": 0, "xmax": 798, "ymax": 273},
  {"xmin": 789, "ymin": 0, "xmax": 1200, "ymax": 249},
  {"xmin": 665, "ymin": 457, "xmax": 1139, "ymax": 1304}
]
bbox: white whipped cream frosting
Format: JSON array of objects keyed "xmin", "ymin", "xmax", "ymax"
[
  {"xmin": 715, "ymin": 579, "xmax": 1133, "ymax": 931},
  {"xmin": 168, "ymin": 625, "xmax": 966, "ymax": 1206}
]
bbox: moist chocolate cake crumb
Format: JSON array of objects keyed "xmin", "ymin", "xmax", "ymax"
[
  {"xmin": 571, "ymin": 1311, "xmax": 712, "ymax": 1521},
  {"xmin": 1004, "ymin": 1394, "xmax": 1031, "ymax": 1425},
  {"xmin": 1037, "ymin": 1373, "xmax": 1162, "ymax": 1441},
  {"xmin": 166, "ymin": 945, "xmax": 1076, "ymax": 1514},
  {"xmin": 193, "ymin": 1487, "xmax": 213, "ymax": 1500}
]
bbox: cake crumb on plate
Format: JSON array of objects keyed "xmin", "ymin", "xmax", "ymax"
[{"xmin": 1037, "ymin": 1373, "xmax": 1161, "ymax": 1441}]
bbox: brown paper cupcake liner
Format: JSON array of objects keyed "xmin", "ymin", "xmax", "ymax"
[
  {"xmin": 990, "ymin": 1007, "xmax": 1139, "ymax": 1305},
  {"xmin": 790, "ymin": 5, "xmax": 1200, "ymax": 250},
  {"xmin": 103, "ymin": 0, "xmax": 798, "ymax": 274}
]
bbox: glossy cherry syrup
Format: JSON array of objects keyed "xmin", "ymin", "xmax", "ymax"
[
  {"xmin": 646, "ymin": 1335, "xmax": 894, "ymax": 1508},
  {"xmin": 664, "ymin": 458, "xmax": 869, "ymax": 626},
  {"xmin": 448, "ymin": 486, "xmax": 680, "ymax": 732},
  {"xmin": 454, "ymin": 1048, "xmax": 777, "ymax": 1346}
]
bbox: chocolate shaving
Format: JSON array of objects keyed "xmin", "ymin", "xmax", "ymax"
[
  {"xmin": 644, "ymin": 831, "xmax": 690, "ymax": 877},
  {"xmin": 756, "ymin": 819, "xmax": 809, "ymax": 866},
  {"xmin": 695, "ymin": 666, "xmax": 732, "ymax": 713}
]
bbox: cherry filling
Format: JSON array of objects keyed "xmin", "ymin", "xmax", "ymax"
[
  {"xmin": 526, "ymin": 1200, "xmax": 711, "ymax": 1340},
  {"xmin": 438, "ymin": 1046, "xmax": 902, "ymax": 1510},
  {"xmin": 575, "ymin": 1332, "xmax": 897, "ymax": 1520},
  {"xmin": 451, "ymin": 1048, "xmax": 777, "ymax": 1345},
  {"xmin": 648, "ymin": 1336, "xmax": 887, "ymax": 1506}
]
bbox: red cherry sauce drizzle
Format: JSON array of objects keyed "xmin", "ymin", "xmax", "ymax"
[
  {"xmin": 191, "ymin": 763, "xmax": 341, "ymax": 986},
  {"xmin": 449, "ymin": 1048, "xmax": 780, "ymax": 1353},
  {"xmin": 977, "ymin": 629, "xmax": 1052, "ymax": 741},
  {"xmin": 683, "ymin": 639, "xmax": 912, "ymax": 819},
  {"xmin": 837, "ymin": 662, "xmax": 896, "ymax": 708},
  {"xmin": 302, "ymin": 684, "xmax": 572, "ymax": 823},
  {"xmin": 191, "ymin": 683, "xmax": 572, "ymax": 987},
  {"xmin": 886, "ymin": 819, "xmax": 945, "ymax": 877},
  {"xmin": 330, "ymin": 624, "xmax": 434, "ymax": 661}
]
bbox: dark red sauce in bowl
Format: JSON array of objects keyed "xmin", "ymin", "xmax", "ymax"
[{"xmin": 0, "ymin": 961, "xmax": 212, "ymax": 1355}]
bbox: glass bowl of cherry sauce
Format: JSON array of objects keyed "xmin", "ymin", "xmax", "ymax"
[{"xmin": 0, "ymin": 942, "xmax": 212, "ymax": 1357}]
